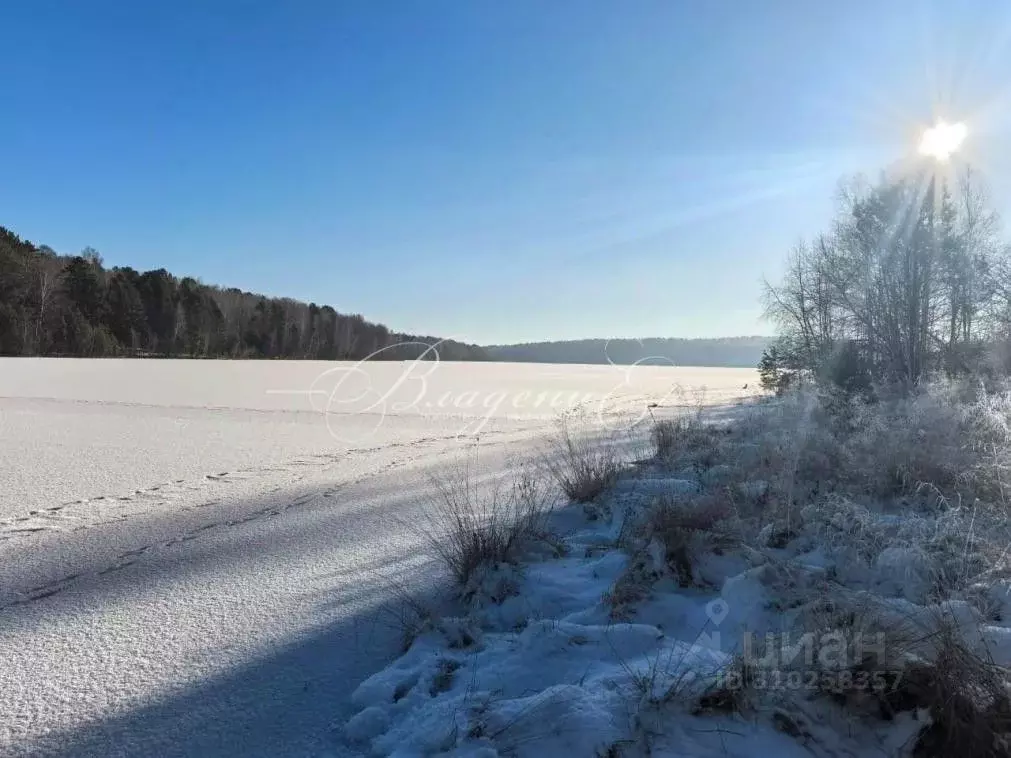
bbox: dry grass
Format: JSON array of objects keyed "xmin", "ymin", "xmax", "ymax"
[
  {"xmin": 903, "ymin": 612, "xmax": 1011, "ymax": 757},
  {"xmin": 650, "ymin": 402, "xmax": 727, "ymax": 472},
  {"xmin": 429, "ymin": 657, "xmax": 460, "ymax": 696},
  {"xmin": 383, "ymin": 591, "xmax": 439, "ymax": 653},
  {"xmin": 543, "ymin": 416, "xmax": 622, "ymax": 503},
  {"xmin": 661, "ymin": 383, "xmax": 1011, "ymax": 520},
  {"xmin": 695, "ymin": 654, "xmax": 757, "ymax": 716},
  {"xmin": 415, "ymin": 462, "xmax": 556, "ymax": 587},
  {"xmin": 643, "ymin": 495, "xmax": 736, "ymax": 585},
  {"xmin": 817, "ymin": 382, "xmax": 1011, "ymax": 507},
  {"xmin": 603, "ymin": 550, "xmax": 657, "ymax": 621},
  {"xmin": 784, "ymin": 591, "xmax": 1011, "ymax": 756},
  {"xmin": 795, "ymin": 591, "xmax": 921, "ymax": 673},
  {"xmin": 435, "ymin": 381, "xmax": 1011, "ymax": 749},
  {"xmin": 638, "ymin": 382, "xmax": 1011, "ymax": 751},
  {"xmin": 604, "ymin": 495, "xmax": 738, "ymax": 620}
]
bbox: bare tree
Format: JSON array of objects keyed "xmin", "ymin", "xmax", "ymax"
[{"xmin": 764, "ymin": 166, "xmax": 1009, "ymax": 389}]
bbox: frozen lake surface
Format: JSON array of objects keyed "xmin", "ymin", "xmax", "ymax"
[
  {"xmin": 0, "ymin": 358, "xmax": 755, "ymax": 757},
  {"xmin": 0, "ymin": 359, "xmax": 755, "ymax": 516}
]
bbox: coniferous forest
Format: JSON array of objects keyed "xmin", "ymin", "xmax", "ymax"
[{"xmin": 0, "ymin": 226, "xmax": 486, "ymax": 361}]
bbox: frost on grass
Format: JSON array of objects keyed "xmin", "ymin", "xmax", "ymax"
[
  {"xmin": 411, "ymin": 457, "xmax": 559, "ymax": 588},
  {"xmin": 542, "ymin": 413, "xmax": 623, "ymax": 504},
  {"xmin": 348, "ymin": 383, "xmax": 1011, "ymax": 757}
]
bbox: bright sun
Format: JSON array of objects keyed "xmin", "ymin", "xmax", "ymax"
[{"xmin": 918, "ymin": 120, "xmax": 968, "ymax": 161}]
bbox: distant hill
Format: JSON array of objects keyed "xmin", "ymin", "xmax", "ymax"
[{"xmin": 484, "ymin": 337, "xmax": 770, "ymax": 368}]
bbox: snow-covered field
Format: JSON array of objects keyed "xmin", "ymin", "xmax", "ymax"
[{"xmin": 0, "ymin": 358, "xmax": 755, "ymax": 757}]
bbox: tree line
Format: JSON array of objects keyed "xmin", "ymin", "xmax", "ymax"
[
  {"xmin": 487, "ymin": 337, "xmax": 769, "ymax": 367},
  {"xmin": 760, "ymin": 165, "xmax": 1011, "ymax": 394},
  {"xmin": 0, "ymin": 226, "xmax": 486, "ymax": 361}
]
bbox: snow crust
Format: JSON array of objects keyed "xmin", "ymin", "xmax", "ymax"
[{"xmin": 0, "ymin": 358, "xmax": 754, "ymax": 756}]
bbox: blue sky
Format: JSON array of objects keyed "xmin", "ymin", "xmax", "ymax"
[{"xmin": 3, "ymin": 1, "xmax": 1011, "ymax": 344}]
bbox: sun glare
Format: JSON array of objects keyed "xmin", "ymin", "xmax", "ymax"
[{"xmin": 918, "ymin": 120, "xmax": 968, "ymax": 161}]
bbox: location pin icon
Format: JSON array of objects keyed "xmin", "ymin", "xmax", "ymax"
[{"xmin": 706, "ymin": 598, "xmax": 729, "ymax": 626}]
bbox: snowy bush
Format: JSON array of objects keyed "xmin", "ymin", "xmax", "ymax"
[{"xmin": 832, "ymin": 382, "xmax": 1011, "ymax": 507}]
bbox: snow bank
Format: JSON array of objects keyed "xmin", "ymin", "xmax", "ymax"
[{"xmin": 344, "ymin": 389, "xmax": 1011, "ymax": 756}]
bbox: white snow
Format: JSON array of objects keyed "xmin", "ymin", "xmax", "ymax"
[
  {"xmin": 0, "ymin": 358, "xmax": 755, "ymax": 516},
  {"xmin": 344, "ymin": 392, "xmax": 1011, "ymax": 758},
  {"xmin": 0, "ymin": 357, "xmax": 756, "ymax": 757},
  {"xmin": 342, "ymin": 478, "xmax": 919, "ymax": 757}
]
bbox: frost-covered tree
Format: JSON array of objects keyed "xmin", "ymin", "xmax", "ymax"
[{"xmin": 764, "ymin": 166, "xmax": 1009, "ymax": 389}]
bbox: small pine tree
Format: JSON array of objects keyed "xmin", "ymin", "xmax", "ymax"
[
  {"xmin": 819, "ymin": 340, "xmax": 873, "ymax": 397},
  {"xmin": 758, "ymin": 345, "xmax": 794, "ymax": 395}
]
